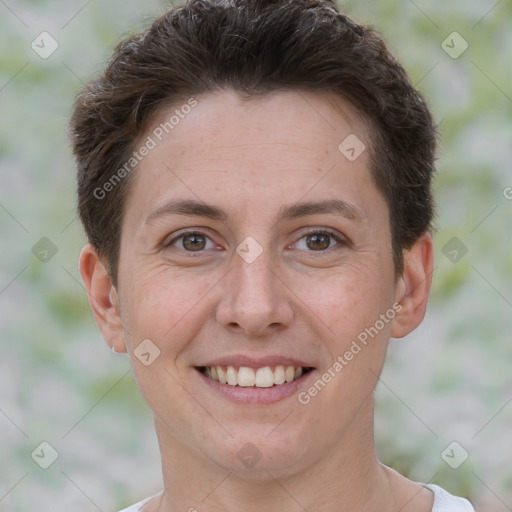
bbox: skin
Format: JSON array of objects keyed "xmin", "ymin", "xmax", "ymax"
[{"xmin": 80, "ymin": 89, "xmax": 434, "ymax": 512}]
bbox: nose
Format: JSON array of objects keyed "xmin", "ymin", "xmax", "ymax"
[{"xmin": 215, "ymin": 245, "xmax": 294, "ymax": 336}]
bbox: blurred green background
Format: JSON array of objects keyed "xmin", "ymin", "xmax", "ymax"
[{"xmin": 0, "ymin": 1, "xmax": 510, "ymax": 510}]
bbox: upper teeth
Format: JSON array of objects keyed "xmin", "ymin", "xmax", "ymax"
[{"xmin": 203, "ymin": 365, "xmax": 305, "ymax": 387}]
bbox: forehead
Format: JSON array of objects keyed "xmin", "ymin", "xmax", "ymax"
[
  {"xmin": 147, "ymin": 88, "xmax": 369, "ymax": 153},
  {"xmin": 123, "ymin": 89, "xmax": 379, "ymax": 225}
]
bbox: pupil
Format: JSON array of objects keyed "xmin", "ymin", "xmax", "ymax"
[
  {"xmin": 183, "ymin": 234, "xmax": 205, "ymax": 251},
  {"xmin": 307, "ymin": 234, "xmax": 329, "ymax": 251}
]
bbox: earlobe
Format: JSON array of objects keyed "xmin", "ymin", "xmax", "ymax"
[
  {"xmin": 391, "ymin": 232, "xmax": 434, "ymax": 339},
  {"xmin": 78, "ymin": 244, "xmax": 127, "ymax": 353}
]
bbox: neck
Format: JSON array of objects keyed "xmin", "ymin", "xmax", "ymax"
[{"xmin": 152, "ymin": 398, "xmax": 395, "ymax": 512}]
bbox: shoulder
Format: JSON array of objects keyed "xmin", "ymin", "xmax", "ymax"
[
  {"xmin": 116, "ymin": 496, "xmax": 153, "ymax": 512},
  {"xmin": 115, "ymin": 486, "xmax": 475, "ymax": 512},
  {"xmin": 422, "ymin": 484, "xmax": 475, "ymax": 512}
]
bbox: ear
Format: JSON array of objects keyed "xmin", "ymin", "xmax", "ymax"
[
  {"xmin": 78, "ymin": 243, "xmax": 127, "ymax": 353},
  {"xmin": 391, "ymin": 232, "xmax": 434, "ymax": 339}
]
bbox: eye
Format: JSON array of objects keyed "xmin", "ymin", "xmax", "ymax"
[
  {"xmin": 165, "ymin": 231, "xmax": 217, "ymax": 252},
  {"xmin": 294, "ymin": 229, "xmax": 347, "ymax": 252}
]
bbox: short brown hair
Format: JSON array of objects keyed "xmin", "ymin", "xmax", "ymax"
[{"xmin": 69, "ymin": 0, "xmax": 437, "ymax": 287}]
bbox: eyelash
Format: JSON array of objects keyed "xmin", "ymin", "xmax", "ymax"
[
  {"xmin": 164, "ymin": 229, "xmax": 348, "ymax": 254},
  {"xmin": 294, "ymin": 229, "xmax": 347, "ymax": 252}
]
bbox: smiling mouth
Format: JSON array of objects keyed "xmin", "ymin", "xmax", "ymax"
[{"xmin": 196, "ymin": 365, "xmax": 314, "ymax": 388}]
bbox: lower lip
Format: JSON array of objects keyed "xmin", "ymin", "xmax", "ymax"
[{"xmin": 195, "ymin": 368, "xmax": 317, "ymax": 404}]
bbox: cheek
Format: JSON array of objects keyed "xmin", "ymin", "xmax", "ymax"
[
  {"xmin": 120, "ymin": 263, "xmax": 221, "ymax": 354},
  {"xmin": 303, "ymin": 266, "xmax": 391, "ymax": 341},
  {"xmin": 119, "ymin": 269, "xmax": 213, "ymax": 411},
  {"xmin": 307, "ymin": 273, "xmax": 393, "ymax": 404}
]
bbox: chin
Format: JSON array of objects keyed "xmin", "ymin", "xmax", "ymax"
[{"xmin": 205, "ymin": 428, "xmax": 314, "ymax": 477}]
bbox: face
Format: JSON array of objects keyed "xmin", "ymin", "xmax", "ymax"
[{"xmin": 81, "ymin": 89, "xmax": 432, "ymax": 478}]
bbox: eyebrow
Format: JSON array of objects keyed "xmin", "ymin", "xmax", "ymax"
[{"xmin": 144, "ymin": 198, "xmax": 366, "ymax": 225}]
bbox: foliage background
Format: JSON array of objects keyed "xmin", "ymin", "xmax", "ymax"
[{"xmin": 0, "ymin": 0, "xmax": 510, "ymax": 510}]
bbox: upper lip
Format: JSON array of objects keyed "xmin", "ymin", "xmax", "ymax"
[{"xmin": 196, "ymin": 355, "xmax": 316, "ymax": 369}]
